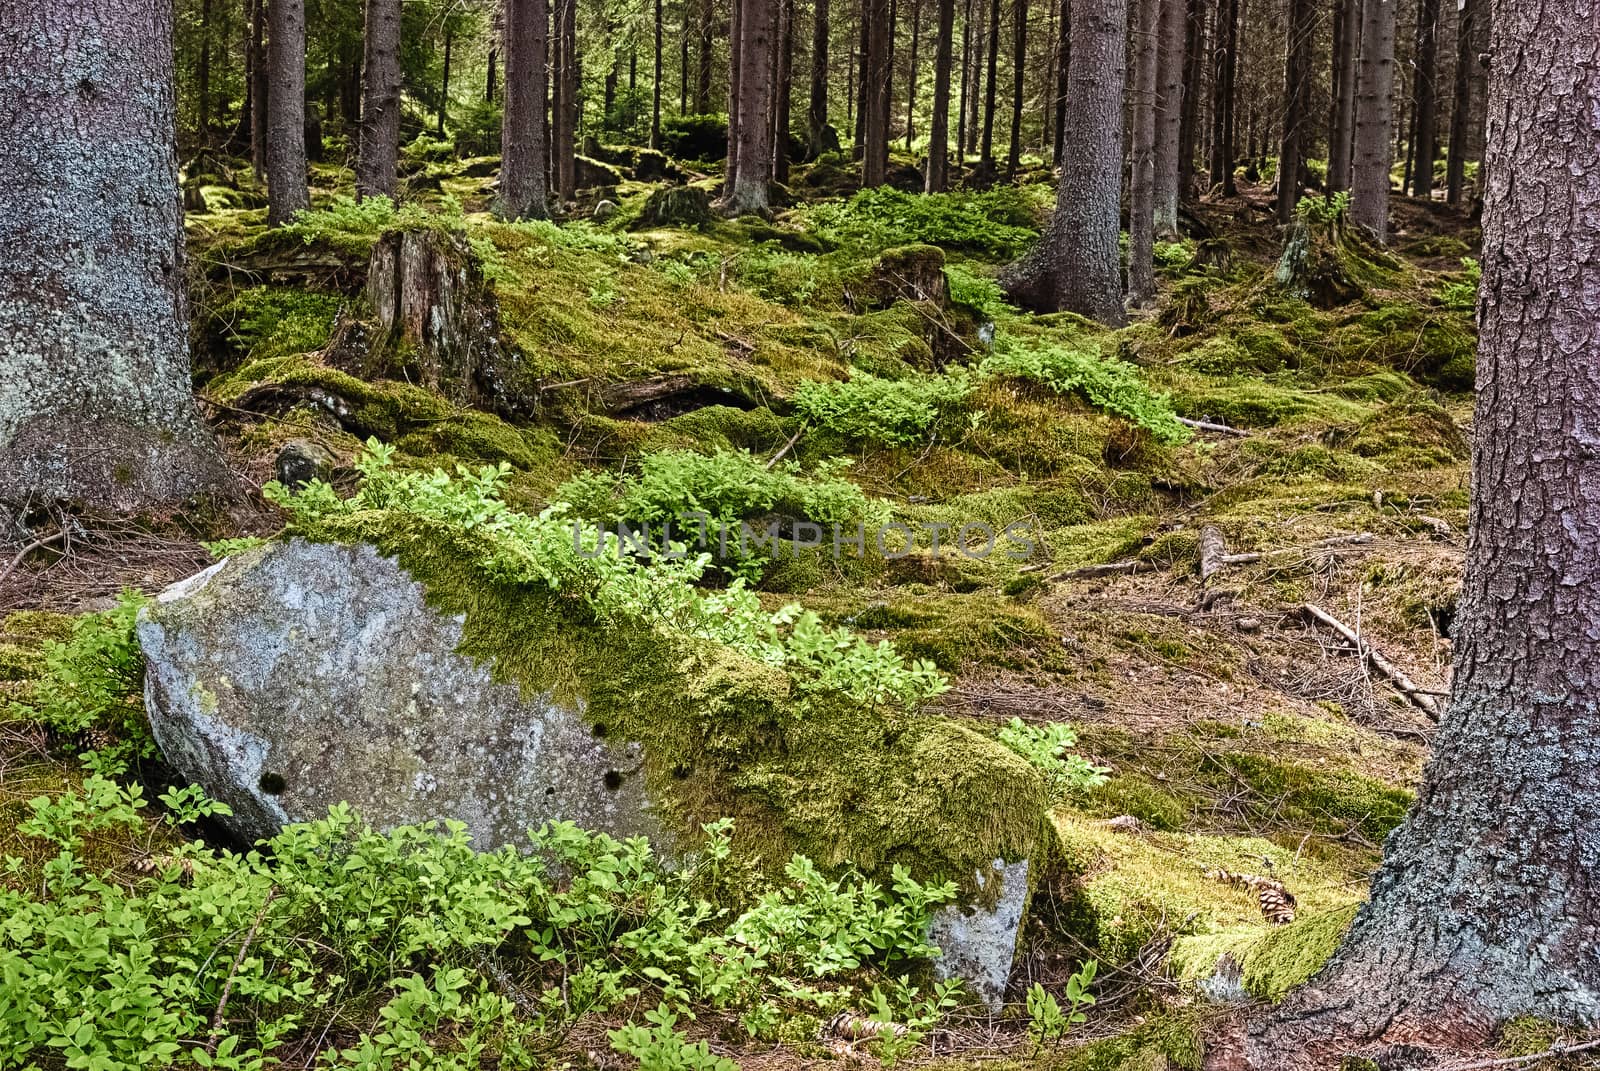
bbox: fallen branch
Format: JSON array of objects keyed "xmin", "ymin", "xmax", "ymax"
[
  {"xmin": 1300, "ymin": 603, "xmax": 1441, "ymax": 720},
  {"xmin": 1217, "ymin": 532, "xmax": 1376, "ymax": 567},
  {"xmin": 205, "ymin": 886, "xmax": 279, "ymax": 1056},
  {"xmin": 1199, "ymin": 525, "xmax": 1227, "ymax": 584},
  {"xmin": 764, "ymin": 424, "xmax": 806, "ymax": 470},
  {"xmin": 1413, "ymin": 1035, "xmax": 1600, "ymax": 1071},
  {"xmin": 1177, "ymin": 415, "xmax": 1251, "ymax": 437},
  {"xmin": 0, "ymin": 529, "xmax": 67, "ymax": 587},
  {"xmin": 1050, "ymin": 559, "xmax": 1158, "ymax": 581}
]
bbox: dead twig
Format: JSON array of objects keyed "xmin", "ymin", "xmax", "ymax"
[
  {"xmin": 1413, "ymin": 1036, "xmax": 1600, "ymax": 1071},
  {"xmin": 0, "ymin": 529, "xmax": 67, "ymax": 588},
  {"xmin": 1299, "ymin": 603, "xmax": 1441, "ymax": 720},
  {"xmin": 1177, "ymin": 415, "xmax": 1251, "ymax": 437},
  {"xmin": 205, "ymin": 886, "xmax": 279, "ymax": 1056},
  {"xmin": 764, "ymin": 424, "xmax": 806, "ymax": 470},
  {"xmin": 1050, "ymin": 559, "xmax": 1159, "ymax": 581},
  {"xmin": 1199, "ymin": 525, "xmax": 1227, "ymax": 585}
]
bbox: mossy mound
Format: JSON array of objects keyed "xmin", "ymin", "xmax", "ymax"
[
  {"xmin": 1329, "ymin": 399, "xmax": 1469, "ymax": 469},
  {"xmin": 634, "ymin": 185, "xmax": 713, "ymax": 228},
  {"xmin": 1169, "ymin": 903, "xmax": 1359, "ymax": 1002}
]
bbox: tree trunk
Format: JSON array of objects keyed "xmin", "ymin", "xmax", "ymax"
[
  {"xmin": 198, "ymin": 0, "xmax": 213, "ymax": 144},
  {"xmin": 906, "ymin": 0, "xmax": 922, "ymax": 150},
  {"xmin": 1275, "ymin": 0, "xmax": 1313, "ymax": 222},
  {"xmin": 1005, "ymin": 0, "xmax": 1026, "ymax": 177},
  {"xmin": 1208, "ymin": 0, "xmax": 1237, "ymax": 194},
  {"xmin": 1445, "ymin": 0, "xmax": 1488, "ymax": 205},
  {"xmin": 357, "ymin": 0, "xmax": 402, "ymax": 200},
  {"xmin": 1127, "ymin": 0, "xmax": 1158, "ymax": 305},
  {"xmin": 725, "ymin": 0, "xmax": 775, "ymax": 213},
  {"xmin": 652, "ymin": 0, "xmax": 665, "ymax": 146},
  {"xmin": 862, "ymin": 0, "xmax": 892, "ymax": 184},
  {"xmin": 854, "ymin": 3, "xmax": 869, "ymax": 154},
  {"xmin": 772, "ymin": 0, "xmax": 794, "ymax": 180},
  {"xmin": 1329, "ymin": 0, "xmax": 1360, "ymax": 191},
  {"xmin": 977, "ymin": 0, "xmax": 1000, "ymax": 174},
  {"xmin": 250, "ymin": 0, "xmax": 267, "ymax": 178},
  {"xmin": 1174, "ymin": 0, "xmax": 1202, "ymax": 205},
  {"xmin": 1350, "ymin": 0, "xmax": 1396, "ymax": 239},
  {"xmin": 1000, "ymin": 0, "xmax": 1126, "ymax": 324},
  {"xmin": 438, "ymin": 30, "xmax": 453, "ymax": 136},
  {"xmin": 680, "ymin": 0, "xmax": 690, "ymax": 113},
  {"xmin": 1152, "ymin": 0, "xmax": 1186, "ymax": 236},
  {"xmin": 1410, "ymin": 0, "xmax": 1438, "ymax": 197},
  {"xmin": 925, "ymin": 0, "xmax": 955, "ymax": 189},
  {"xmin": 809, "ymin": 0, "xmax": 832, "ymax": 155},
  {"xmin": 726, "ymin": 0, "xmax": 744, "ymax": 184},
  {"xmin": 553, "ymin": 0, "xmax": 578, "ymax": 196},
  {"xmin": 496, "ymin": 0, "xmax": 551, "ymax": 220},
  {"xmin": 1247, "ymin": 3, "xmax": 1600, "ymax": 1060},
  {"xmin": 1052, "ymin": 0, "xmax": 1068, "ymax": 163},
  {"xmin": 0, "ymin": 0, "xmax": 231, "ymax": 511},
  {"xmin": 956, "ymin": 0, "xmax": 974, "ymax": 159},
  {"xmin": 266, "ymin": 0, "xmax": 310, "ymax": 226},
  {"xmin": 696, "ymin": 0, "xmax": 714, "ymax": 112}
]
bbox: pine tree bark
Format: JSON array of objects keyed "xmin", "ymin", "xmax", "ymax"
[
  {"xmin": 652, "ymin": 0, "xmax": 665, "ymax": 146},
  {"xmin": 1350, "ymin": 0, "xmax": 1396, "ymax": 239},
  {"xmin": 1410, "ymin": 0, "xmax": 1438, "ymax": 197},
  {"xmin": 808, "ymin": 0, "xmax": 832, "ymax": 155},
  {"xmin": 925, "ymin": 0, "xmax": 955, "ymax": 189},
  {"xmin": 1005, "ymin": 0, "xmax": 1026, "ymax": 177},
  {"xmin": 0, "ymin": 0, "xmax": 231, "ymax": 511},
  {"xmin": 1208, "ymin": 0, "xmax": 1237, "ymax": 194},
  {"xmin": 1127, "ymin": 0, "xmax": 1159, "ymax": 305},
  {"xmin": 266, "ymin": 0, "xmax": 310, "ymax": 226},
  {"xmin": 1444, "ymin": 0, "xmax": 1487, "ymax": 204},
  {"xmin": 724, "ymin": 0, "xmax": 775, "ymax": 213},
  {"xmin": 250, "ymin": 0, "xmax": 268, "ymax": 177},
  {"xmin": 1275, "ymin": 0, "xmax": 1313, "ymax": 222},
  {"xmin": 977, "ymin": 0, "xmax": 1001, "ymax": 174},
  {"xmin": 356, "ymin": 0, "xmax": 402, "ymax": 200},
  {"xmin": 956, "ymin": 0, "xmax": 974, "ymax": 158},
  {"xmin": 495, "ymin": 0, "xmax": 551, "ymax": 220},
  {"xmin": 1152, "ymin": 0, "xmax": 1186, "ymax": 237},
  {"xmin": 862, "ymin": 0, "xmax": 892, "ymax": 184},
  {"xmin": 552, "ymin": 0, "xmax": 578, "ymax": 196},
  {"xmin": 1329, "ymin": 0, "xmax": 1360, "ymax": 191},
  {"xmin": 1000, "ymin": 0, "xmax": 1126, "ymax": 324},
  {"xmin": 772, "ymin": 0, "xmax": 794, "ymax": 180},
  {"xmin": 906, "ymin": 0, "xmax": 921, "ymax": 150},
  {"xmin": 696, "ymin": 0, "xmax": 714, "ymax": 111},
  {"xmin": 1051, "ymin": 0, "xmax": 1068, "ymax": 163},
  {"xmin": 1247, "ymin": 3, "xmax": 1600, "ymax": 1060}
]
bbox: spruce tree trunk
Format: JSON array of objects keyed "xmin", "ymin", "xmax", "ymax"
[
  {"xmin": 772, "ymin": 0, "xmax": 794, "ymax": 181},
  {"xmin": 956, "ymin": 0, "xmax": 974, "ymax": 158},
  {"xmin": 437, "ymin": 30, "xmax": 453, "ymax": 136},
  {"xmin": 1000, "ymin": 0, "xmax": 1126, "ymax": 324},
  {"xmin": 1208, "ymin": 0, "xmax": 1237, "ymax": 194},
  {"xmin": 906, "ymin": 0, "xmax": 921, "ymax": 150},
  {"xmin": 725, "ymin": 0, "xmax": 775, "ymax": 213},
  {"xmin": 1005, "ymin": 0, "xmax": 1025, "ymax": 177},
  {"xmin": 1350, "ymin": 0, "xmax": 1396, "ymax": 240},
  {"xmin": 0, "ymin": 0, "xmax": 231, "ymax": 512},
  {"xmin": 652, "ymin": 0, "xmax": 664, "ymax": 146},
  {"xmin": 495, "ymin": 0, "xmax": 551, "ymax": 220},
  {"xmin": 1051, "ymin": 0, "xmax": 1068, "ymax": 163},
  {"xmin": 696, "ymin": 0, "xmax": 714, "ymax": 112},
  {"xmin": 198, "ymin": 0, "xmax": 213, "ymax": 144},
  {"xmin": 266, "ymin": 0, "xmax": 310, "ymax": 226},
  {"xmin": 1248, "ymin": 2, "xmax": 1600, "ymax": 1059},
  {"xmin": 1174, "ymin": 0, "xmax": 1201, "ymax": 205},
  {"xmin": 553, "ymin": 0, "xmax": 578, "ymax": 196},
  {"xmin": 1274, "ymin": 0, "xmax": 1313, "ymax": 223},
  {"xmin": 357, "ymin": 0, "xmax": 402, "ymax": 200},
  {"xmin": 862, "ymin": 0, "xmax": 892, "ymax": 185},
  {"xmin": 1152, "ymin": 0, "xmax": 1186, "ymax": 237},
  {"xmin": 1329, "ymin": 0, "xmax": 1360, "ymax": 191},
  {"xmin": 809, "ymin": 0, "xmax": 832, "ymax": 155},
  {"xmin": 680, "ymin": 0, "xmax": 690, "ymax": 113},
  {"xmin": 977, "ymin": 0, "xmax": 1000, "ymax": 174},
  {"xmin": 250, "ymin": 0, "xmax": 267, "ymax": 177},
  {"xmin": 727, "ymin": 0, "xmax": 744, "ymax": 184},
  {"xmin": 1127, "ymin": 0, "xmax": 1158, "ymax": 305},
  {"xmin": 1444, "ymin": 0, "xmax": 1487, "ymax": 205},
  {"xmin": 1410, "ymin": 0, "xmax": 1438, "ymax": 197},
  {"xmin": 925, "ymin": 0, "xmax": 955, "ymax": 189}
]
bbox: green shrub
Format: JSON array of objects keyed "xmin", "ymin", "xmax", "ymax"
[
  {"xmin": 210, "ymin": 285, "xmax": 342, "ymax": 360},
  {"xmin": 661, "ymin": 113, "xmax": 729, "ymax": 161},
  {"xmin": 804, "ymin": 188, "xmax": 1041, "ymax": 257},
  {"xmin": 278, "ymin": 194, "xmax": 447, "ymax": 256},
  {"xmin": 944, "ymin": 263, "xmax": 1012, "ymax": 319},
  {"xmin": 981, "ymin": 338, "xmax": 1190, "ymax": 444},
  {"xmin": 794, "ymin": 370, "xmax": 975, "ymax": 445},
  {"xmin": 997, "ymin": 719, "xmax": 1110, "ymax": 797},
  {"xmin": 1436, "ymin": 256, "xmax": 1480, "ymax": 311}
]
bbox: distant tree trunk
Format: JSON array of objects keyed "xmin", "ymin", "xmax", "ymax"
[
  {"xmin": 1000, "ymin": 0, "xmax": 1127, "ymax": 324},
  {"xmin": 1246, "ymin": 6, "xmax": 1600, "ymax": 1061},
  {"xmin": 696, "ymin": 0, "xmax": 714, "ymax": 111},
  {"xmin": 906, "ymin": 0, "xmax": 922, "ymax": 150},
  {"xmin": 1409, "ymin": 0, "xmax": 1438, "ymax": 197},
  {"xmin": 925, "ymin": 0, "xmax": 955, "ymax": 188},
  {"xmin": 862, "ymin": 0, "xmax": 891, "ymax": 184},
  {"xmin": 1351, "ymin": 0, "xmax": 1396, "ymax": 239},
  {"xmin": 1275, "ymin": 0, "xmax": 1313, "ymax": 222},
  {"xmin": 1208, "ymin": 0, "xmax": 1237, "ymax": 193},
  {"xmin": 553, "ymin": 0, "xmax": 578, "ymax": 196},
  {"xmin": 1175, "ymin": 0, "xmax": 1202, "ymax": 203},
  {"xmin": 1127, "ymin": 0, "xmax": 1158, "ymax": 306},
  {"xmin": 680, "ymin": 0, "xmax": 690, "ymax": 113},
  {"xmin": 440, "ymin": 31, "xmax": 455, "ymax": 135},
  {"xmin": 604, "ymin": 41, "xmax": 620, "ymax": 126},
  {"xmin": 1152, "ymin": 0, "xmax": 1186, "ymax": 236},
  {"xmin": 652, "ymin": 0, "xmax": 665, "ymax": 146},
  {"xmin": 198, "ymin": 0, "xmax": 213, "ymax": 143},
  {"xmin": 0, "ymin": 0, "xmax": 231, "ymax": 511},
  {"xmin": 357, "ymin": 0, "xmax": 402, "ymax": 200},
  {"xmin": 266, "ymin": 0, "xmax": 310, "ymax": 226},
  {"xmin": 1445, "ymin": 0, "xmax": 1487, "ymax": 205},
  {"xmin": 725, "ymin": 0, "xmax": 775, "ymax": 213},
  {"xmin": 1052, "ymin": 0, "xmax": 1069, "ymax": 162},
  {"xmin": 726, "ymin": 0, "xmax": 744, "ymax": 183},
  {"xmin": 978, "ymin": 0, "xmax": 1000, "ymax": 174},
  {"xmin": 250, "ymin": 0, "xmax": 267, "ymax": 177},
  {"xmin": 1329, "ymin": 0, "xmax": 1360, "ymax": 191},
  {"xmin": 855, "ymin": 3, "xmax": 870, "ymax": 156},
  {"xmin": 809, "ymin": 0, "xmax": 832, "ymax": 155},
  {"xmin": 772, "ymin": 0, "xmax": 794, "ymax": 179},
  {"xmin": 956, "ymin": 0, "xmax": 974, "ymax": 158},
  {"xmin": 487, "ymin": 48, "xmax": 498, "ymax": 101},
  {"xmin": 496, "ymin": 0, "xmax": 550, "ymax": 220},
  {"xmin": 1005, "ymin": 0, "xmax": 1026, "ymax": 177}
]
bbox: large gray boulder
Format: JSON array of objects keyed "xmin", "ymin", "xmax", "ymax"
[
  {"xmin": 138, "ymin": 539, "xmax": 665, "ymax": 847},
  {"xmin": 137, "ymin": 538, "xmax": 1032, "ymax": 1007}
]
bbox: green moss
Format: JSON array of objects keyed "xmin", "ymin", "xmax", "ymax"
[
  {"xmin": 1329, "ymin": 399, "xmax": 1468, "ymax": 469},
  {"xmin": 205, "ymin": 285, "xmax": 342, "ymax": 363},
  {"xmin": 1169, "ymin": 377, "xmax": 1371, "ymax": 429},
  {"xmin": 838, "ymin": 595, "xmax": 1068, "ymax": 674},
  {"xmin": 1199, "ymin": 753, "xmax": 1413, "ymax": 841},
  {"xmin": 298, "ymin": 512, "xmax": 1048, "ymax": 899},
  {"xmin": 1169, "ymin": 903, "xmax": 1358, "ymax": 1003},
  {"xmin": 1054, "ymin": 1011, "xmax": 1207, "ymax": 1071}
]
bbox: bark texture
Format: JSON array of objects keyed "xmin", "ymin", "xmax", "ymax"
[
  {"xmin": 1151, "ymin": 0, "xmax": 1186, "ymax": 236},
  {"xmin": 1127, "ymin": 0, "xmax": 1159, "ymax": 306},
  {"xmin": 1247, "ymin": 1, "xmax": 1600, "ymax": 1060},
  {"xmin": 0, "ymin": 0, "xmax": 231, "ymax": 510},
  {"xmin": 356, "ymin": 0, "xmax": 402, "ymax": 200},
  {"xmin": 925, "ymin": 0, "xmax": 956, "ymax": 190},
  {"xmin": 1275, "ymin": 0, "xmax": 1314, "ymax": 222},
  {"xmin": 1410, "ymin": 0, "xmax": 1439, "ymax": 197},
  {"xmin": 1208, "ymin": 0, "xmax": 1236, "ymax": 194},
  {"xmin": 552, "ymin": 0, "xmax": 577, "ymax": 196},
  {"xmin": 266, "ymin": 0, "xmax": 310, "ymax": 226},
  {"xmin": 495, "ymin": 0, "xmax": 551, "ymax": 220},
  {"xmin": 1350, "ymin": 0, "xmax": 1396, "ymax": 240},
  {"xmin": 999, "ymin": 0, "xmax": 1126, "ymax": 324},
  {"xmin": 1445, "ymin": 0, "xmax": 1489, "ymax": 204},
  {"xmin": 862, "ymin": 0, "xmax": 892, "ymax": 186},
  {"xmin": 808, "ymin": 0, "xmax": 832, "ymax": 156},
  {"xmin": 724, "ymin": 0, "xmax": 774, "ymax": 214},
  {"xmin": 1328, "ymin": 0, "xmax": 1360, "ymax": 192},
  {"xmin": 1005, "ymin": 0, "xmax": 1026, "ymax": 178}
]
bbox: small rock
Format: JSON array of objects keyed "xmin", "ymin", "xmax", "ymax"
[
  {"xmin": 274, "ymin": 439, "xmax": 334, "ymax": 489},
  {"xmin": 1103, "ymin": 815, "xmax": 1142, "ymax": 833},
  {"xmin": 592, "ymin": 199, "xmax": 618, "ymax": 221},
  {"xmin": 1237, "ymin": 616, "xmax": 1262, "ymax": 632}
]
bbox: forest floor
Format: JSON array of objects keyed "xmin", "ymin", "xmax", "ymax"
[{"xmin": 2, "ymin": 145, "xmax": 1546, "ymax": 1070}]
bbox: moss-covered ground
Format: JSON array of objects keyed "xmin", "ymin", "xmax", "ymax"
[{"xmin": 3, "ymin": 151, "xmax": 1483, "ymax": 1068}]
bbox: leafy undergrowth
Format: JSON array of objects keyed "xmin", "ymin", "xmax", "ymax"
[{"xmin": 1, "ymin": 156, "xmax": 1484, "ymax": 1068}]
